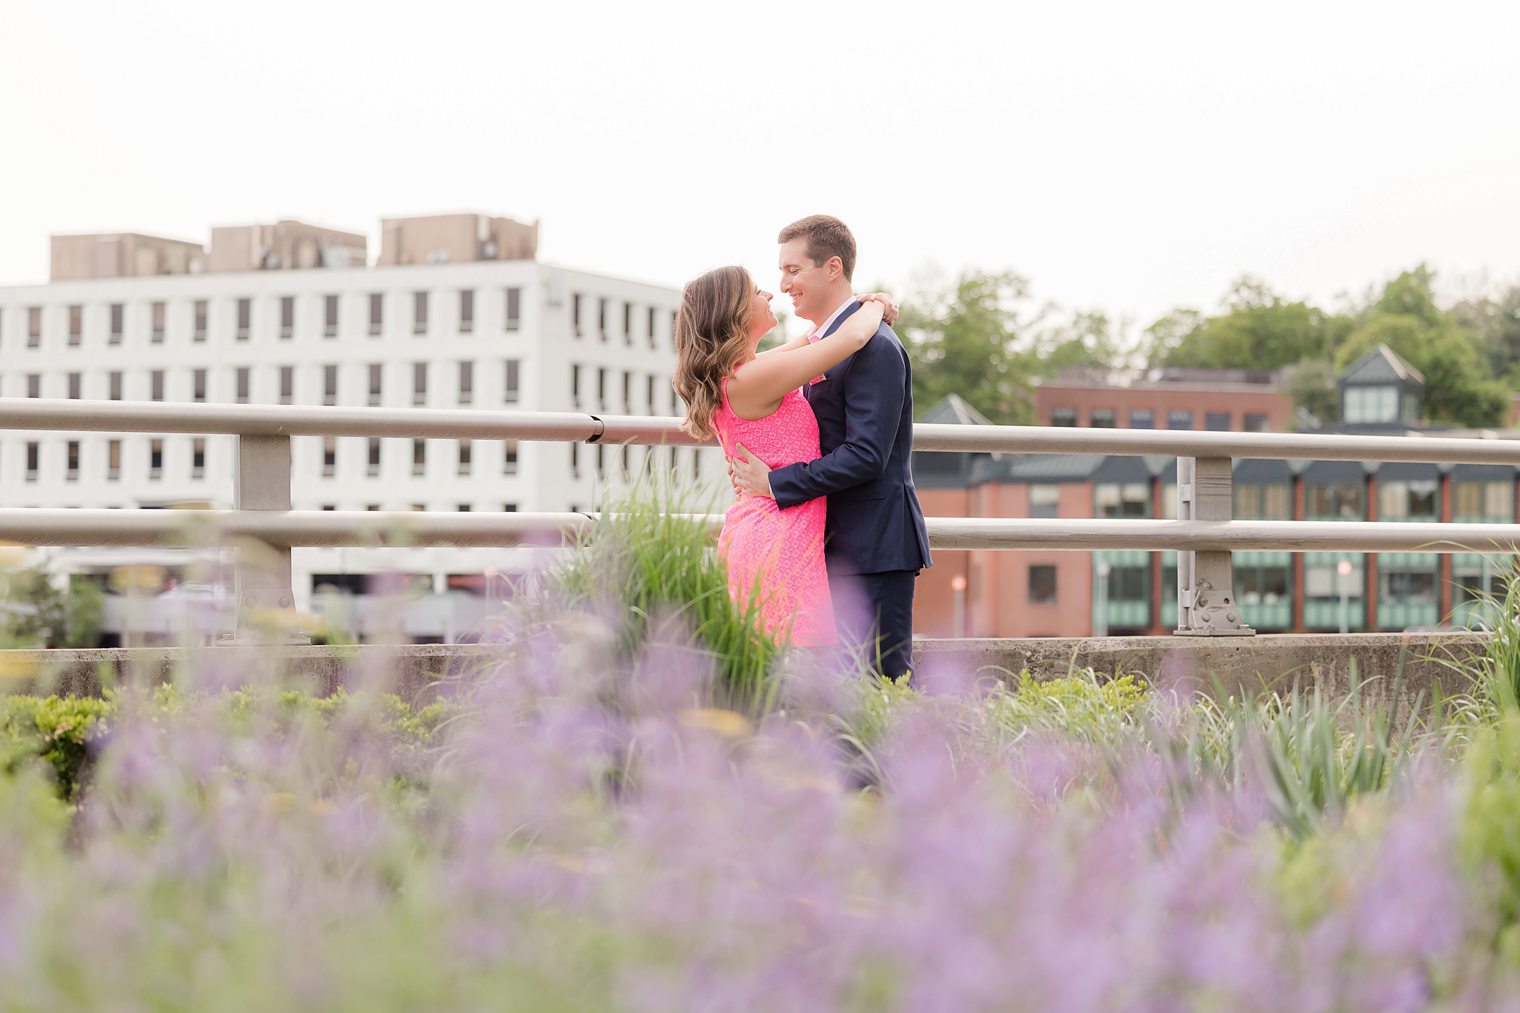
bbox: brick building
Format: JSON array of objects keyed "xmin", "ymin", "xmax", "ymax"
[{"xmin": 913, "ymin": 348, "xmax": 1515, "ymax": 637}]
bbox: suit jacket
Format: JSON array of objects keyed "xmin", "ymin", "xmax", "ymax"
[{"xmin": 768, "ymin": 301, "xmax": 933, "ymax": 576}]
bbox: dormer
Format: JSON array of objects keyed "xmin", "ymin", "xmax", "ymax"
[{"xmin": 1339, "ymin": 344, "xmax": 1423, "ymax": 425}]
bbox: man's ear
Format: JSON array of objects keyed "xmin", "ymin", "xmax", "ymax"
[{"xmin": 826, "ymin": 256, "xmax": 843, "ymax": 281}]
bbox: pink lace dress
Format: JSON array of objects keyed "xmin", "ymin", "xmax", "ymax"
[{"xmin": 713, "ymin": 379, "xmax": 837, "ymax": 646}]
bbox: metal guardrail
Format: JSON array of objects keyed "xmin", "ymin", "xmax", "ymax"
[{"xmin": 5, "ymin": 396, "xmax": 1520, "ymax": 638}]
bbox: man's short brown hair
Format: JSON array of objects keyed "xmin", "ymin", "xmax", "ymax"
[{"xmin": 778, "ymin": 215, "xmax": 856, "ymax": 281}]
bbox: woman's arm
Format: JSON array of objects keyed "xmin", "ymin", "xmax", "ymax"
[
  {"xmin": 754, "ymin": 293, "xmax": 897, "ymax": 359},
  {"xmin": 754, "ymin": 333, "xmax": 812, "ymax": 358},
  {"xmin": 726, "ymin": 301, "xmax": 886, "ymax": 420}
]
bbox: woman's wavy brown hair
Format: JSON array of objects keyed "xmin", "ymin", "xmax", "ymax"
[{"xmin": 673, "ymin": 265, "xmax": 756, "ymax": 441}]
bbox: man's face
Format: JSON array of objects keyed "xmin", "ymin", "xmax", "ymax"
[{"xmin": 778, "ymin": 237, "xmax": 834, "ymax": 324}]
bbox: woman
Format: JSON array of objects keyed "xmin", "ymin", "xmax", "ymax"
[{"xmin": 673, "ymin": 265, "xmax": 894, "ymax": 645}]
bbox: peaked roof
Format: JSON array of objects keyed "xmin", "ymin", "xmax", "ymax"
[
  {"xmin": 919, "ymin": 393, "xmax": 996, "ymax": 426},
  {"xmin": 1341, "ymin": 343, "xmax": 1425, "ymax": 386}
]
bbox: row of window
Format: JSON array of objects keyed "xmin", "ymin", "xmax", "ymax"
[
  {"xmin": 11, "ymin": 437, "xmax": 522, "ymax": 483},
  {"xmin": 1028, "ymin": 478, "xmax": 1518, "ymax": 522},
  {"xmin": 4, "ymin": 361, "xmax": 520, "ymax": 408},
  {"xmin": 571, "ymin": 294, "xmax": 678, "ymax": 350},
  {"xmin": 1049, "ymin": 407, "xmax": 1271, "ymax": 431},
  {"xmin": 7, "ymin": 437, "xmax": 714, "ymax": 487},
  {"xmin": 0, "ymin": 288, "xmax": 527, "ymax": 348},
  {"xmin": 570, "ymin": 364, "xmax": 682, "ymax": 415},
  {"xmin": 4, "ymin": 362, "xmax": 681, "ymax": 416},
  {"xmin": 1084, "ymin": 557, "xmax": 1476, "ymax": 608}
]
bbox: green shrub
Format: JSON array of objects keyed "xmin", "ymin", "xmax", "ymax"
[{"xmin": 548, "ymin": 478, "xmax": 784, "ymax": 716}]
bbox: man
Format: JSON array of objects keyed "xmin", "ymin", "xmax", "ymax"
[{"xmin": 731, "ymin": 214, "xmax": 932, "ymax": 681}]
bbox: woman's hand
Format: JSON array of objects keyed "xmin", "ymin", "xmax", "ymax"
[{"xmin": 857, "ymin": 292, "xmax": 899, "ymax": 326}]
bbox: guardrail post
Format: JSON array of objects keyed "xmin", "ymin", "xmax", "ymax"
[
  {"xmin": 233, "ymin": 434, "xmax": 303, "ymax": 641},
  {"xmin": 1175, "ymin": 456, "xmax": 1254, "ymax": 636}
]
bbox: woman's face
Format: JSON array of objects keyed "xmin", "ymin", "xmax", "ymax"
[{"xmin": 748, "ymin": 285, "xmax": 777, "ymax": 343}]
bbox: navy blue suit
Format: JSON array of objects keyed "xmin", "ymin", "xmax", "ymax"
[{"xmin": 768, "ymin": 301, "xmax": 932, "ymax": 677}]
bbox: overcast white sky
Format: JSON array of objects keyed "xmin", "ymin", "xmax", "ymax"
[{"xmin": 4, "ymin": 0, "xmax": 1519, "ymax": 337}]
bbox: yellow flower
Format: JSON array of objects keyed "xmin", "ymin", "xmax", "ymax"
[
  {"xmin": 0, "ymin": 653, "xmax": 37, "ymax": 682},
  {"xmin": 676, "ymin": 708, "xmax": 754, "ymax": 739}
]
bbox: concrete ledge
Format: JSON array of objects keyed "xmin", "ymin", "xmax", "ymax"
[
  {"xmin": 0, "ymin": 633, "xmax": 1492, "ymax": 708},
  {"xmin": 913, "ymin": 632, "xmax": 1488, "ymax": 710}
]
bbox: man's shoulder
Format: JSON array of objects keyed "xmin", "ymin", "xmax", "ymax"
[{"xmin": 855, "ymin": 324, "xmax": 909, "ymax": 367}]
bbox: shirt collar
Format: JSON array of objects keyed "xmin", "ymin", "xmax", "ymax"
[{"xmin": 807, "ymin": 296, "xmax": 859, "ymax": 340}]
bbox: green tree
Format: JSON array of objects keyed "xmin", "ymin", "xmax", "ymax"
[
  {"xmin": 1148, "ymin": 277, "xmax": 1350, "ymax": 371},
  {"xmin": 1334, "ymin": 266, "xmax": 1507, "ymax": 427},
  {"xmin": 1454, "ymin": 283, "xmax": 1520, "ymax": 383},
  {"xmin": 896, "ymin": 269, "xmax": 1041, "ymax": 424}
]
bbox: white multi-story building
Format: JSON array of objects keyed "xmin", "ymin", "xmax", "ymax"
[{"xmin": 0, "ymin": 214, "xmax": 722, "ymax": 637}]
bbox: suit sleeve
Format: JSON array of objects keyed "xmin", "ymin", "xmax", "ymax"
[{"xmin": 769, "ymin": 329, "xmax": 905, "ymax": 509}]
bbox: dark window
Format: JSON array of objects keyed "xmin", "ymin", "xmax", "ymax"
[
  {"xmin": 1029, "ymin": 565, "xmax": 1057, "ymax": 604},
  {"xmin": 571, "ymin": 364, "xmax": 582, "ymax": 407},
  {"xmin": 151, "ymin": 301, "xmax": 166, "ymax": 343},
  {"xmin": 1167, "ymin": 410, "xmax": 1193, "ymax": 430},
  {"xmin": 1128, "ymin": 409, "xmax": 1154, "ymax": 429},
  {"xmin": 236, "ymin": 367, "xmax": 250, "ymax": 404},
  {"xmin": 66, "ymin": 440, "xmax": 79, "ymax": 480},
  {"xmin": 1095, "ymin": 483, "xmax": 1150, "ymax": 518},
  {"xmin": 151, "ymin": 370, "xmax": 165, "ymax": 402},
  {"xmin": 1051, "ymin": 407, "xmax": 1077, "ymax": 427},
  {"xmin": 412, "ymin": 439, "xmax": 426, "ymax": 476},
  {"xmin": 504, "ymin": 287, "xmax": 521, "ymax": 331},
  {"xmin": 459, "ymin": 290, "xmax": 474, "ymax": 333},
  {"xmin": 413, "ymin": 291, "xmax": 428, "ymax": 335},
  {"xmin": 1243, "ymin": 413, "xmax": 1268, "ymax": 432},
  {"xmin": 192, "ymin": 438, "xmax": 205, "ymax": 479},
  {"xmin": 107, "ymin": 440, "xmax": 120, "ymax": 479},
  {"xmin": 1090, "ymin": 408, "xmax": 1116, "ymax": 428},
  {"xmin": 27, "ymin": 307, "xmax": 41, "ymax": 347},
  {"xmin": 367, "ymin": 438, "xmax": 381, "ymax": 477},
  {"xmin": 598, "ymin": 298, "xmax": 608, "ymax": 341},
  {"xmin": 193, "ymin": 368, "xmax": 206, "ymax": 403},
  {"xmin": 26, "ymin": 374, "xmax": 40, "ymax": 398},
  {"xmin": 369, "ymin": 293, "xmax": 383, "ymax": 336},
  {"xmin": 67, "ymin": 372, "xmax": 81, "ymax": 399},
  {"xmin": 457, "ymin": 503, "xmax": 472, "ymax": 513},
  {"xmin": 1205, "ymin": 411, "xmax": 1231, "ymax": 431},
  {"xmin": 109, "ymin": 371, "xmax": 123, "ymax": 401},
  {"xmin": 647, "ymin": 306, "xmax": 657, "ymax": 349},
  {"xmin": 621, "ymin": 371, "xmax": 631, "ymax": 413},
  {"xmin": 324, "ymin": 295, "xmax": 339, "ymax": 337},
  {"xmin": 596, "ymin": 367, "xmax": 607, "ymax": 409},
  {"xmin": 26, "ymin": 441, "xmax": 40, "ymax": 480},
  {"xmin": 149, "ymin": 439, "xmax": 163, "ymax": 478},
  {"xmin": 68, "ymin": 305, "xmax": 82, "ymax": 346},
  {"xmin": 503, "ymin": 502, "xmax": 518, "ymax": 513},
  {"xmin": 504, "ymin": 440, "xmax": 518, "ymax": 475},
  {"xmin": 572, "ymin": 293, "xmax": 583, "ymax": 336},
  {"xmin": 193, "ymin": 300, "xmax": 207, "ymax": 342},
  {"xmin": 1307, "ymin": 482, "xmax": 1365, "ymax": 519},
  {"xmin": 109, "ymin": 303, "xmax": 124, "ymax": 344},
  {"xmin": 504, "ymin": 360, "xmax": 520, "ymax": 404},
  {"xmin": 280, "ymin": 296, "xmax": 294, "ymax": 339},
  {"xmin": 458, "ymin": 441, "xmax": 472, "ymax": 476},
  {"xmin": 368, "ymin": 364, "xmax": 383, "ymax": 407},
  {"xmin": 236, "ymin": 298, "xmax": 250, "ymax": 341},
  {"xmin": 323, "ymin": 365, "xmax": 338, "ymax": 406},
  {"xmin": 623, "ymin": 302, "xmax": 633, "ymax": 345},
  {"xmin": 412, "ymin": 362, "xmax": 427, "ymax": 406},
  {"xmin": 458, "ymin": 361, "xmax": 473, "ymax": 405},
  {"xmin": 280, "ymin": 366, "xmax": 294, "ymax": 405},
  {"xmin": 322, "ymin": 436, "xmax": 336, "ymax": 477}
]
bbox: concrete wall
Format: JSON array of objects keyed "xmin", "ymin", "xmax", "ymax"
[{"xmin": 5, "ymin": 633, "xmax": 1480, "ymax": 714}]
